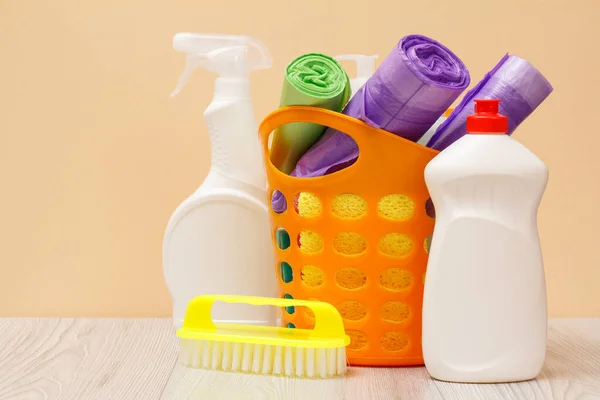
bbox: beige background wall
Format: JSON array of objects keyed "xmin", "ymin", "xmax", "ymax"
[{"xmin": 0, "ymin": 0, "xmax": 597, "ymax": 317}]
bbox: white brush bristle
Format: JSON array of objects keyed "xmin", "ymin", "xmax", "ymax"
[{"xmin": 179, "ymin": 339, "xmax": 347, "ymax": 378}]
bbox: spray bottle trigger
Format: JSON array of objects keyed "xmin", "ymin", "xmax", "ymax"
[
  {"xmin": 171, "ymin": 46, "xmax": 250, "ymax": 96},
  {"xmin": 171, "ymin": 54, "xmax": 204, "ymax": 97}
]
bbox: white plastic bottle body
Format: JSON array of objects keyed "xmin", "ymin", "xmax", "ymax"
[
  {"xmin": 163, "ymin": 178, "xmax": 277, "ymax": 329},
  {"xmin": 163, "ymin": 79, "xmax": 277, "ymax": 329},
  {"xmin": 422, "ymin": 134, "xmax": 548, "ymax": 383}
]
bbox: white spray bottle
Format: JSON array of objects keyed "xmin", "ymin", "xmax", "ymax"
[
  {"xmin": 163, "ymin": 33, "xmax": 278, "ymax": 328},
  {"xmin": 334, "ymin": 54, "xmax": 378, "ymax": 94}
]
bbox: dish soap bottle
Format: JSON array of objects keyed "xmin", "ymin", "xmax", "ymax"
[
  {"xmin": 164, "ymin": 33, "xmax": 277, "ymax": 328},
  {"xmin": 334, "ymin": 54, "xmax": 378, "ymax": 94},
  {"xmin": 422, "ymin": 99, "xmax": 548, "ymax": 383}
]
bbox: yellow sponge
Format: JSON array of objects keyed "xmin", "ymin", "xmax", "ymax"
[
  {"xmin": 380, "ymin": 268, "xmax": 412, "ymax": 291},
  {"xmin": 379, "ymin": 233, "xmax": 413, "ymax": 257},
  {"xmin": 424, "ymin": 234, "xmax": 432, "ymax": 254},
  {"xmin": 301, "ymin": 265, "xmax": 325, "ymax": 287},
  {"xmin": 333, "ymin": 232, "xmax": 367, "ymax": 255},
  {"xmin": 346, "ymin": 329, "xmax": 368, "ymax": 350},
  {"xmin": 299, "ymin": 230, "xmax": 324, "ymax": 254},
  {"xmin": 381, "ymin": 332, "xmax": 409, "ymax": 352},
  {"xmin": 335, "ymin": 267, "xmax": 367, "ymax": 289},
  {"xmin": 337, "ymin": 300, "xmax": 367, "ymax": 321},
  {"xmin": 381, "ymin": 301, "xmax": 410, "ymax": 323},
  {"xmin": 296, "ymin": 192, "xmax": 322, "ymax": 218},
  {"xmin": 332, "ymin": 194, "xmax": 367, "ymax": 219},
  {"xmin": 377, "ymin": 194, "xmax": 415, "ymax": 221}
]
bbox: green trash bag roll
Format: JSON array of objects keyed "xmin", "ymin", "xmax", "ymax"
[{"xmin": 269, "ymin": 53, "xmax": 350, "ymax": 174}]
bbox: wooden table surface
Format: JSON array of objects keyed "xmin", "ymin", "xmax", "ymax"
[{"xmin": 0, "ymin": 318, "xmax": 598, "ymax": 399}]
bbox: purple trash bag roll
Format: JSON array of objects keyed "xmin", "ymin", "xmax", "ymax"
[
  {"xmin": 426, "ymin": 54, "xmax": 553, "ymax": 151},
  {"xmin": 290, "ymin": 34, "xmax": 470, "ymax": 180}
]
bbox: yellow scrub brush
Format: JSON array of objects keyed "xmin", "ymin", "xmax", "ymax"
[{"xmin": 177, "ymin": 295, "xmax": 350, "ymax": 378}]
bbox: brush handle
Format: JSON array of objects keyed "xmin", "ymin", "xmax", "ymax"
[{"xmin": 182, "ymin": 295, "xmax": 346, "ymax": 340}]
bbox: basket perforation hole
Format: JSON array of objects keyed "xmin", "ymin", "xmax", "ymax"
[
  {"xmin": 338, "ymin": 300, "xmax": 367, "ymax": 321},
  {"xmin": 294, "ymin": 192, "xmax": 322, "ymax": 218},
  {"xmin": 377, "ymin": 194, "xmax": 415, "ymax": 221},
  {"xmin": 335, "ymin": 267, "xmax": 367, "ymax": 290},
  {"xmin": 425, "ymin": 198, "xmax": 436, "ymax": 219},
  {"xmin": 333, "ymin": 232, "xmax": 367, "ymax": 256},
  {"xmin": 283, "ymin": 293, "xmax": 295, "ymax": 314},
  {"xmin": 381, "ymin": 332, "xmax": 409, "ymax": 352},
  {"xmin": 424, "ymin": 235, "xmax": 432, "ymax": 254},
  {"xmin": 298, "ymin": 231, "xmax": 324, "ymax": 254},
  {"xmin": 276, "ymin": 228, "xmax": 291, "ymax": 250},
  {"xmin": 381, "ymin": 301, "xmax": 410, "ymax": 323},
  {"xmin": 379, "ymin": 268, "xmax": 413, "ymax": 291},
  {"xmin": 271, "ymin": 190, "xmax": 287, "ymax": 214},
  {"xmin": 379, "ymin": 233, "xmax": 413, "ymax": 257},
  {"xmin": 301, "ymin": 265, "xmax": 325, "ymax": 288},
  {"xmin": 346, "ymin": 329, "xmax": 368, "ymax": 351},
  {"xmin": 280, "ymin": 261, "xmax": 293, "ymax": 283},
  {"xmin": 331, "ymin": 194, "xmax": 367, "ymax": 219}
]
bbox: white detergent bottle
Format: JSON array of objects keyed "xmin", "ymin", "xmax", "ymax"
[
  {"xmin": 164, "ymin": 33, "xmax": 278, "ymax": 329},
  {"xmin": 422, "ymin": 99, "xmax": 548, "ymax": 383},
  {"xmin": 334, "ymin": 54, "xmax": 378, "ymax": 94}
]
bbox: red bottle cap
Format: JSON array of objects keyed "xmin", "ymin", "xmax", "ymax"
[{"xmin": 466, "ymin": 99, "xmax": 509, "ymax": 134}]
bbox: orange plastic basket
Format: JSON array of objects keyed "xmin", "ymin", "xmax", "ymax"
[{"xmin": 258, "ymin": 106, "xmax": 439, "ymax": 367}]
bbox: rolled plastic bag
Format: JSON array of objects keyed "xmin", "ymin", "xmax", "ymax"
[
  {"xmin": 426, "ymin": 54, "xmax": 553, "ymax": 151},
  {"xmin": 269, "ymin": 53, "xmax": 350, "ymax": 175},
  {"xmin": 290, "ymin": 34, "xmax": 470, "ymax": 179}
]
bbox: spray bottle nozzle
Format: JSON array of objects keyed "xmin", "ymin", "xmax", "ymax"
[{"xmin": 171, "ymin": 33, "xmax": 272, "ymax": 97}]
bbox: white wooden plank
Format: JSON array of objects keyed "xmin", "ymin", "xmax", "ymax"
[
  {"xmin": 162, "ymin": 319, "xmax": 600, "ymax": 400},
  {"xmin": 0, "ymin": 318, "xmax": 598, "ymax": 399},
  {"xmin": 0, "ymin": 318, "xmax": 178, "ymax": 400}
]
